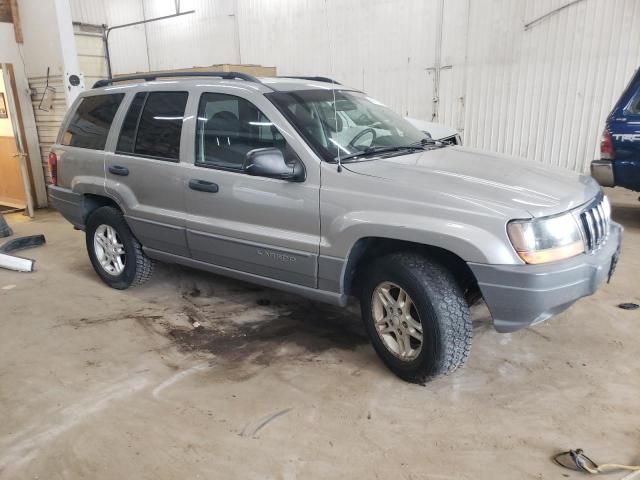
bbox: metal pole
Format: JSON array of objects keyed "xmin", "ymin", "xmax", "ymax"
[
  {"xmin": 103, "ymin": 26, "xmax": 112, "ymax": 79},
  {"xmin": 524, "ymin": 0, "xmax": 586, "ymax": 30},
  {"xmin": 101, "ymin": 10, "xmax": 195, "ymax": 80},
  {"xmin": 107, "ymin": 10, "xmax": 195, "ymax": 33},
  {"xmin": 430, "ymin": 0, "xmax": 445, "ymax": 122}
]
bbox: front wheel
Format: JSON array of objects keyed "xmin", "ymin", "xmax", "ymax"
[
  {"xmin": 85, "ymin": 206, "xmax": 154, "ymax": 289},
  {"xmin": 360, "ymin": 252, "xmax": 472, "ymax": 384}
]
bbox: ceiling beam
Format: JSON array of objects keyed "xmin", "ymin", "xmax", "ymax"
[{"xmin": 9, "ymin": 0, "xmax": 22, "ymax": 43}]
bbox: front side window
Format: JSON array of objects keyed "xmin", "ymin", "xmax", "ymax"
[
  {"xmin": 267, "ymin": 90, "xmax": 434, "ymax": 162},
  {"xmin": 63, "ymin": 94, "xmax": 124, "ymax": 150},
  {"xmin": 116, "ymin": 91, "xmax": 188, "ymax": 161},
  {"xmin": 195, "ymin": 92, "xmax": 286, "ymax": 170}
]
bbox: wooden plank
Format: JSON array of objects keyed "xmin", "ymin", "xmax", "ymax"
[
  {"xmin": 116, "ymin": 64, "xmax": 278, "ymax": 79},
  {"xmin": 0, "ymin": 135, "xmax": 26, "ymax": 207},
  {"xmin": 5, "ymin": 64, "xmax": 36, "ymax": 202},
  {"xmin": 0, "ymin": 0, "xmax": 12, "ymax": 23},
  {"xmin": 9, "ymin": 0, "xmax": 22, "ymax": 43}
]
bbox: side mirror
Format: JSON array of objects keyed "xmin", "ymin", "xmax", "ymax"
[{"xmin": 243, "ymin": 148, "xmax": 305, "ymax": 182}]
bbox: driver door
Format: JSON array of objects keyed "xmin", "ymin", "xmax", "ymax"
[{"xmin": 184, "ymin": 89, "xmax": 321, "ymax": 288}]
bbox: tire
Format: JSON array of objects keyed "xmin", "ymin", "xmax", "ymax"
[
  {"xmin": 360, "ymin": 252, "xmax": 472, "ymax": 384},
  {"xmin": 85, "ymin": 206, "xmax": 154, "ymax": 289}
]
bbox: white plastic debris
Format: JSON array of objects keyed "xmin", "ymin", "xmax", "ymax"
[{"xmin": 0, "ymin": 253, "xmax": 34, "ymax": 272}]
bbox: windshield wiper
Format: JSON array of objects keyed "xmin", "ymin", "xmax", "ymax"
[
  {"xmin": 338, "ymin": 145, "xmax": 424, "ymax": 162},
  {"xmin": 407, "ymin": 137, "xmax": 443, "ymax": 147}
]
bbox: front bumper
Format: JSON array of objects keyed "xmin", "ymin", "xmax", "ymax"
[{"xmin": 468, "ymin": 222, "xmax": 623, "ymax": 333}]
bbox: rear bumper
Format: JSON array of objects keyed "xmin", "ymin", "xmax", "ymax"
[
  {"xmin": 610, "ymin": 159, "xmax": 640, "ymax": 192},
  {"xmin": 468, "ymin": 222, "xmax": 623, "ymax": 333},
  {"xmin": 590, "ymin": 159, "xmax": 615, "ymax": 187},
  {"xmin": 48, "ymin": 185, "xmax": 84, "ymax": 229}
]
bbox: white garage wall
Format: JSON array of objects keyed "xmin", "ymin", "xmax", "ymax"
[
  {"xmin": 70, "ymin": 0, "xmax": 239, "ymax": 74},
  {"xmin": 237, "ymin": 0, "xmax": 440, "ymax": 122},
  {"xmin": 462, "ymin": 0, "xmax": 640, "ymax": 173},
  {"xmin": 74, "ymin": 24, "xmax": 109, "ymax": 88},
  {"xmin": 70, "ymin": 0, "xmax": 640, "ymax": 173}
]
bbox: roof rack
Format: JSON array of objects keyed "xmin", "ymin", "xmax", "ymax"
[
  {"xmin": 92, "ymin": 71, "xmax": 261, "ymax": 89},
  {"xmin": 278, "ymin": 76, "xmax": 341, "ymax": 85}
]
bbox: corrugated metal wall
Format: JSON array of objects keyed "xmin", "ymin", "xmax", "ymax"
[
  {"xmin": 70, "ymin": 0, "xmax": 640, "ymax": 172},
  {"xmin": 237, "ymin": 0, "xmax": 439, "ymax": 121},
  {"xmin": 462, "ymin": 0, "xmax": 640, "ymax": 173},
  {"xmin": 74, "ymin": 24, "xmax": 108, "ymax": 89}
]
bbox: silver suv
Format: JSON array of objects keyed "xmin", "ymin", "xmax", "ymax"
[{"xmin": 49, "ymin": 72, "xmax": 622, "ymax": 383}]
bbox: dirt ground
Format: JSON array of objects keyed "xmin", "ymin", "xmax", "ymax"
[{"xmin": 1, "ymin": 187, "xmax": 639, "ymax": 480}]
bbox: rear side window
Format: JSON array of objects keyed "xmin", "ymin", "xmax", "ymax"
[
  {"xmin": 116, "ymin": 91, "xmax": 188, "ymax": 161},
  {"xmin": 116, "ymin": 92, "xmax": 146, "ymax": 152},
  {"xmin": 62, "ymin": 94, "xmax": 124, "ymax": 150}
]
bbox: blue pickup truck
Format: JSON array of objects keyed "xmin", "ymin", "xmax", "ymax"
[{"xmin": 591, "ymin": 68, "xmax": 640, "ymax": 192}]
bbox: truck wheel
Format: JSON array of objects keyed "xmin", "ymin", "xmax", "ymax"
[
  {"xmin": 360, "ymin": 252, "xmax": 472, "ymax": 384},
  {"xmin": 85, "ymin": 206, "xmax": 154, "ymax": 289}
]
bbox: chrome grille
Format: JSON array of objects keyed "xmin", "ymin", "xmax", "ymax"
[{"xmin": 578, "ymin": 195, "xmax": 611, "ymax": 253}]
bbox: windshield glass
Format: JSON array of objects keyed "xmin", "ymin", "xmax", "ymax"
[{"xmin": 267, "ymin": 89, "xmax": 430, "ymax": 162}]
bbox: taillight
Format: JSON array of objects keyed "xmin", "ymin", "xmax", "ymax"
[
  {"xmin": 600, "ymin": 129, "xmax": 615, "ymax": 160},
  {"xmin": 48, "ymin": 152, "xmax": 58, "ymax": 185}
]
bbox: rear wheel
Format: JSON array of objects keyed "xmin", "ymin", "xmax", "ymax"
[
  {"xmin": 85, "ymin": 206, "xmax": 154, "ymax": 289},
  {"xmin": 360, "ymin": 252, "xmax": 472, "ymax": 384}
]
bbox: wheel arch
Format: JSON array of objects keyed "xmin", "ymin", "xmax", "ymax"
[
  {"xmin": 341, "ymin": 237, "xmax": 481, "ymax": 304},
  {"xmin": 82, "ymin": 193, "xmax": 122, "ymax": 224}
]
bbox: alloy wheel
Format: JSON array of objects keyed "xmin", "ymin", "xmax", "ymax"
[
  {"xmin": 93, "ymin": 224, "xmax": 126, "ymax": 276},
  {"xmin": 371, "ymin": 281, "xmax": 423, "ymax": 360}
]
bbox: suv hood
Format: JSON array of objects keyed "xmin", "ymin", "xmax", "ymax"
[{"xmin": 343, "ymin": 147, "xmax": 600, "ymax": 218}]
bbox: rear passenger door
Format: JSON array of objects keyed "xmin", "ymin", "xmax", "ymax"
[
  {"xmin": 105, "ymin": 90, "xmax": 190, "ymax": 257},
  {"xmin": 183, "ymin": 90, "xmax": 321, "ymax": 288}
]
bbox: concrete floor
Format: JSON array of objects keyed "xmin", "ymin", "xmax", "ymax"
[{"xmin": 1, "ymin": 187, "xmax": 638, "ymax": 479}]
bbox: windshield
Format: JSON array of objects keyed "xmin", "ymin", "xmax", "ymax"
[{"xmin": 267, "ymin": 89, "xmax": 431, "ymax": 162}]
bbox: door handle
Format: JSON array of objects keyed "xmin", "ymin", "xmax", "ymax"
[
  {"xmin": 109, "ymin": 165, "xmax": 129, "ymax": 176},
  {"xmin": 189, "ymin": 179, "xmax": 219, "ymax": 193}
]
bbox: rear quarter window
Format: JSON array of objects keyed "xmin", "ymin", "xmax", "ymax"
[
  {"xmin": 62, "ymin": 94, "xmax": 125, "ymax": 150},
  {"xmin": 628, "ymin": 93, "xmax": 640, "ymax": 114}
]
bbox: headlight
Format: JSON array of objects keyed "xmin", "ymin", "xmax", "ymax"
[{"xmin": 507, "ymin": 212, "xmax": 585, "ymax": 264}]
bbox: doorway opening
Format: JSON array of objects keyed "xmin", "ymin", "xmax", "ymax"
[{"xmin": 0, "ymin": 64, "xmax": 35, "ymax": 217}]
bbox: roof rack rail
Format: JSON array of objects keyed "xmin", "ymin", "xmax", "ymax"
[
  {"xmin": 92, "ymin": 71, "xmax": 261, "ymax": 89},
  {"xmin": 278, "ymin": 76, "xmax": 341, "ymax": 85}
]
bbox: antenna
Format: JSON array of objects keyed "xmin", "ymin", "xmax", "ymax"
[
  {"xmin": 324, "ymin": 0, "xmax": 342, "ymax": 173},
  {"xmin": 331, "ymin": 81, "xmax": 342, "ymax": 173}
]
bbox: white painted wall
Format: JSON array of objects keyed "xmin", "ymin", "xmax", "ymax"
[
  {"xmin": 15, "ymin": 0, "xmax": 83, "ymax": 190},
  {"xmin": 0, "ymin": 23, "xmax": 48, "ymax": 206},
  {"xmin": 69, "ymin": 0, "xmax": 640, "ymax": 173},
  {"xmin": 18, "ymin": 0, "xmax": 65, "ymax": 77}
]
